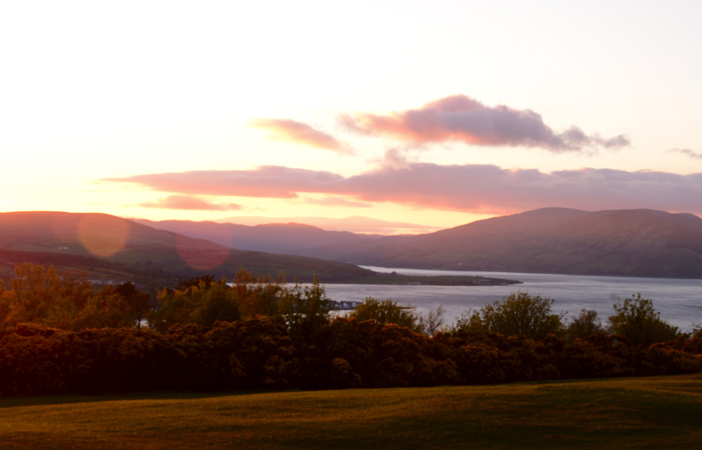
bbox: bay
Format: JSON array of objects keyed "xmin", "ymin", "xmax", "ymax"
[{"xmin": 320, "ymin": 266, "xmax": 702, "ymax": 331}]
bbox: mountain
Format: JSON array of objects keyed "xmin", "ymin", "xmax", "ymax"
[
  {"xmin": 215, "ymin": 215, "xmax": 441, "ymax": 234},
  {"xmin": 291, "ymin": 208, "xmax": 702, "ymax": 278},
  {"xmin": 0, "ymin": 212, "xmax": 374, "ymax": 283},
  {"xmin": 23, "ymin": 208, "xmax": 699, "ymax": 281},
  {"xmin": 132, "ymin": 219, "xmax": 380, "ymax": 254}
]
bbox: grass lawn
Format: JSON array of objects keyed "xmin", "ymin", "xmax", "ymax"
[{"xmin": 1, "ymin": 374, "xmax": 701, "ymax": 449}]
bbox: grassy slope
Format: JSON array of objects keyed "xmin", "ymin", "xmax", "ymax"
[
  {"xmin": 1, "ymin": 374, "xmax": 701, "ymax": 449},
  {"xmin": 0, "ymin": 249, "xmax": 178, "ymax": 286}
]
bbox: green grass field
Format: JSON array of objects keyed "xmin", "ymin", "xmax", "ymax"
[{"xmin": 1, "ymin": 374, "xmax": 701, "ymax": 449}]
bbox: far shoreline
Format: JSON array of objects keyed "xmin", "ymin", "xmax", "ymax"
[{"xmin": 330, "ymin": 272, "xmax": 522, "ymax": 287}]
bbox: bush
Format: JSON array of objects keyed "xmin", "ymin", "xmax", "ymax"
[{"xmin": 165, "ymin": 316, "xmax": 298, "ymax": 390}]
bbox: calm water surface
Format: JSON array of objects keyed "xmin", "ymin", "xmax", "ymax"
[{"xmin": 321, "ymin": 266, "xmax": 702, "ymax": 331}]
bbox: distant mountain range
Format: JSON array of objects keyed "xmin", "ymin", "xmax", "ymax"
[
  {"xmin": 0, "ymin": 212, "xmax": 373, "ymax": 283},
  {"xmin": 132, "ymin": 219, "xmax": 381, "ymax": 254},
  {"xmin": 140, "ymin": 208, "xmax": 702, "ymax": 279},
  {"xmin": 4, "ymin": 208, "xmax": 701, "ymax": 282},
  {"xmin": 215, "ymin": 215, "xmax": 442, "ymax": 234}
]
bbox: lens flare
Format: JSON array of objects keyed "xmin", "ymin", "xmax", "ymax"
[
  {"xmin": 78, "ymin": 214, "xmax": 129, "ymax": 257},
  {"xmin": 175, "ymin": 234, "xmax": 229, "ymax": 271}
]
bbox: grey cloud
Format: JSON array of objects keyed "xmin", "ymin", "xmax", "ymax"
[
  {"xmin": 341, "ymin": 95, "xmax": 631, "ymax": 153},
  {"xmin": 669, "ymin": 148, "xmax": 702, "ymax": 160}
]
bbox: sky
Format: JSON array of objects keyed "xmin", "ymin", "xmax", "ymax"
[{"xmin": 2, "ymin": 0, "xmax": 702, "ymax": 234}]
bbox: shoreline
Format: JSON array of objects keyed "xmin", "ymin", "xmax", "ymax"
[{"xmin": 330, "ymin": 273, "xmax": 522, "ymax": 287}]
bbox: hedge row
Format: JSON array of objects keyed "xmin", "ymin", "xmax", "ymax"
[{"xmin": 0, "ymin": 317, "xmax": 700, "ymax": 396}]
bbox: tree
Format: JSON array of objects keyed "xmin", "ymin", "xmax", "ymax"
[
  {"xmin": 607, "ymin": 293, "xmax": 680, "ymax": 346},
  {"xmin": 350, "ymin": 297, "xmax": 420, "ymax": 331},
  {"xmin": 566, "ymin": 309, "xmax": 603, "ymax": 343},
  {"xmin": 149, "ymin": 276, "xmax": 241, "ymax": 333},
  {"xmin": 278, "ymin": 275, "xmax": 332, "ymax": 332},
  {"xmin": 73, "ymin": 285, "xmax": 132, "ymax": 330},
  {"xmin": 417, "ymin": 305, "xmax": 446, "ymax": 336},
  {"xmin": 454, "ymin": 291, "xmax": 565, "ymax": 339},
  {"xmin": 0, "ymin": 263, "xmax": 132, "ymax": 331},
  {"xmin": 231, "ymin": 267, "xmax": 285, "ymax": 319},
  {"xmin": 348, "ymin": 298, "xmax": 445, "ymax": 335},
  {"xmin": 114, "ymin": 282, "xmax": 152, "ymax": 328}
]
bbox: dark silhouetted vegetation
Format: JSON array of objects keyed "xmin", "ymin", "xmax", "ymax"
[
  {"xmin": 0, "ymin": 263, "xmax": 135, "ymax": 331},
  {"xmin": 0, "ymin": 263, "xmax": 699, "ymax": 398},
  {"xmin": 350, "ymin": 297, "xmax": 446, "ymax": 336},
  {"xmin": 350, "ymin": 298, "xmax": 420, "ymax": 331},
  {"xmin": 566, "ymin": 308, "xmax": 603, "ymax": 343},
  {"xmin": 607, "ymin": 293, "xmax": 681, "ymax": 346},
  {"xmin": 452, "ymin": 291, "xmax": 565, "ymax": 339}
]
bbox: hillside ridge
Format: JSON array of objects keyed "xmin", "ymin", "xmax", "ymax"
[{"xmin": 0, "ymin": 211, "xmax": 374, "ymax": 283}]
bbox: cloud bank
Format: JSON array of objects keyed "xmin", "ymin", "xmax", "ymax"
[
  {"xmin": 341, "ymin": 95, "xmax": 630, "ymax": 153},
  {"xmin": 109, "ymin": 163, "xmax": 702, "ymax": 215},
  {"xmin": 110, "ymin": 167, "xmax": 344, "ymax": 199},
  {"xmin": 250, "ymin": 118, "xmax": 354, "ymax": 154},
  {"xmin": 138, "ymin": 195, "xmax": 242, "ymax": 211}
]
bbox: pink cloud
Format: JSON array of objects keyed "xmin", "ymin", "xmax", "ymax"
[
  {"xmin": 139, "ymin": 195, "xmax": 242, "ymax": 211},
  {"xmin": 303, "ymin": 196, "xmax": 373, "ymax": 208},
  {"xmin": 250, "ymin": 118, "xmax": 354, "ymax": 154},
  {"xmin": 107, "ymin": 166, "xmax": 344, "ymax": 198},
  {"xmin": 107, "ymin": 164, "xmax": 702, "ymax": 215},
  {"xmin": 340, "ymin": 95, "xmax": 630, "ymax": 153}
]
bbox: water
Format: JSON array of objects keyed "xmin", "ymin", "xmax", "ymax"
[{"xmin": 320, "ymin": 266, "xmax": 702, "ymax": 331}]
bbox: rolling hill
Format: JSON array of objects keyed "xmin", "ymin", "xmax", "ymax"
[
  {"xmin": 132, "ymin": 218, "xmax": 380, "ymax": 254},
  {"xmin": 0, "ymin": 212, "xmax": 374, "ymax": 283},
  {"xmin": 292, "ymin": 208, "xmax": 702, "ymax": 278},
  {"xmin": 152, "ymin": 208, "xmax": 701, "ymax": 279},
  {"xmin": 11, "ymin": 208, "xmax": 701, "ymax": 281}
]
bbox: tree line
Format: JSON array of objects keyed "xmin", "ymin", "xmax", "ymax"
[{"xmin": 0, "ymin": 263, "xmax": 700, "ymax": 396}]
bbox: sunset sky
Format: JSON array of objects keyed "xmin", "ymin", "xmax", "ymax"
[{"xmin": 3, "ymin": 1, "xmax": 702, "ymax": 234}]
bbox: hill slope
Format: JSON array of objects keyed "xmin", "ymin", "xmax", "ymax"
[
  {"xmin": 0, "ymin": 212, "xmax": 373, "ymax": 282},
  {"xmin": 132, "ymin": 218, "xmax": 379, "ymax": 254},
  {"xmin": 293, "ymin": 208, "xmax": 702, "ymax": 278}
]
